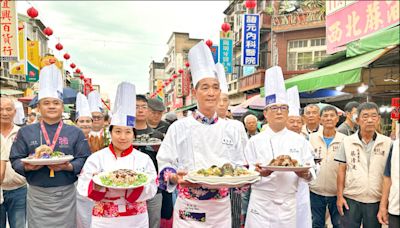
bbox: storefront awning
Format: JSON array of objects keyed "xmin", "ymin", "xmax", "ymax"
[
  {"xmin": 0, "ymin": 88, "xmax": 24, "ymax": 96},
  {"xmin": 284, "ymin": 48, "xmax": 390, "ymax": 93},
  {"xmin": 346, "ymin": 25, "xmax": 399, "ymax": 57}
]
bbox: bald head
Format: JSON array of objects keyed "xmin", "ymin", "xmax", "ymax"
[{"xmin": 0, "ymin": 97, "xmax": 16, "ymax": 125}]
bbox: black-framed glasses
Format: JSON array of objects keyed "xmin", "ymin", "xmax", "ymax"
[{"xmin": 268, "ymin": 105, "xmax": 289, "ymax": 112}]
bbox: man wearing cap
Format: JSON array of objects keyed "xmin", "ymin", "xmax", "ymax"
[
  {"xmin": 146, "ymin": 98, "xmax": 174, "ymax": 227},
  {"xmin": 147, "ymin": 98, "xmax": 170, "ymax": 136},
  {"xmin": 245, "ymin": 66, "xmax": 315, "ymax": 228},
  {"xmin": 10, "ymin": 64, "xmax": 91, "ymax": 228},
  {"xmin": 157, "ymin": 41, "xmax": 246, "ymax": 227},
  {"xmin": 286, "ymin": 86, "xmax": 313, "ymax": 228},
  {"xmin": 135, "ymin": 95, "xmax": 164, "ymax": 228},
  {"xmin": 74, "ymin": 92, "xmax": 94, "ymax": 228},
  {"xmin": 0, "ymin": 97, "xmax": 27, "ymax": 228}
]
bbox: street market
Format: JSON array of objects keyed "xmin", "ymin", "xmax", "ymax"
[{"xmin": 0, "ymin": 1, "xmax": 399, "ymax": 228}]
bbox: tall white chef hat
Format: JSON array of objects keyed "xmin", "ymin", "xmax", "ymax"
[
  {"xmin": 13, "ymin": 101, "xmax": 25, "ymax": 125},
  {"xmin": 188, "ymin": 41, "xmax": 218, "ymax": 88},
  {"xmin": 216, "ymin": 63, "xmax": 228, "ymax": 94},
  {"xmin": 264, "ymin": 66, "xmax": 288, "ymax": 107},
  {"xmin": 38, "ymin": 64, "xmax": 63, "ymax": 101},
  {"xmin": 75, "ymin": 92, "xmax": 92, "ymax": 120},
  {"xmin": 110, "ymin": 82, "xmax": 136, "ymax": 127},
  {"xmin": 287, "ymin": 86, "xmax": 300, "ymax": 116},
  {"xmin": 87, "ymin": 90, "xmax": 103, "ymax": 113}
]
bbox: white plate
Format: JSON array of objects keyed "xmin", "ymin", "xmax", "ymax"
[
  {"xmin": 184, "ymin": 176, "xmax": 261, "ymax": 189},
  {"xmin": 186, "ymin": 170, "xmax": 260, "ymax": 183},
  {"xmin": 93, "ymin": 171, "xmax": 150, "ymax": 190},
  {"xmin": 258, "ymin": 165, "xmax": 312, "ymax": 172},
  {"xmin": 21, "ymin": 155, "xmax": 74, "ymax": 165},
  {"xmin": 132, "ymin": 141, "xmax": 161, "ymax": 146}
]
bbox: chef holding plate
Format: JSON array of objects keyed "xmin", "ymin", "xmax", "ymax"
[
  {"xmin": 244, "ymin": 66, "xmax": 315, "ymax": 228},
  {"xmin": 77, "ymin": 82, "xmax": 157, "ymax": 228}
]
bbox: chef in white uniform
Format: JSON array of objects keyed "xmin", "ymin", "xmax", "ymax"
[
  {"xmin": 77, "ymin": 82, "xmax": 158, "ymax": 228},
  {"xmin": 245, "ymin": 66, "xmax": 315, "ymax": 228},
  {"xmin": 75, "ymin": 92, "xmax": 94, "ymax": 228},
  {"xmin": 156, "ymin": 41, "xmax": 246, "ymax": 228},
  {"xmin": 88, "ymin": 91, "xmax": 105, "ymax": 137},
  {"xmin": 287, "ymin": 86, "xmax": 312, "ymax": 228}
]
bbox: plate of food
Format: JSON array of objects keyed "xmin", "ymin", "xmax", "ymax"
[
  {"xmin": 184, "ymin": 175, "xmax": 260, "ymax": 189},
  {"xmin": 93, "ymin": 169, "xmax": 150, "ymax": 190},
  {"xmin": 133, "ymin": 134, "xmax": 162, "ymax": 146},
  {"xmin": 21, "ymin": 145, "xmax": 74, "ymax": 165},
  {"xmin": 186, "ymin": 163, "xmax": 260, "ymax": 184},
  {"xmin": 259, "ymin": 155, "xmax": 311, "ymax": 171}
]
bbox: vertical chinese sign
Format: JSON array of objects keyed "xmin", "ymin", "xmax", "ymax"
[
  {"xmin": 0, "ymin": 0, "xmax": 18, "ymax": 62},
  {"xmin": 181, "ymin": 70, "xmax": 191, "ymax": 97},
  {"xmin": 210, "ymin": 46, "xmax": 219, "ymax": 64},
  {"xmin": 326, "ymin": 0, "xmax": 400, "ymax": 54},
  {"xmin": 156, "ymin": 79, "xmax": 164, "ymax": 102},
  {"xmin": 219, "ymin": 31, "xmax": 233, "ymax": 73},
  {"xmin": 26, "ymin": 41, "xmax": 40, "ymax": 82},
  {"xmin": 242, "ymin": 14, "xmax": 260, "ymax": 66},
  {"xmin": 84, "ymin": 78, "xmax": 92, "ymax": 96},
  {"xmin": 10, "ymin": 21, "xmax": 27, "ymax": 76}
]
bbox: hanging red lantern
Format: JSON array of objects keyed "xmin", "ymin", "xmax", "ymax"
[
  {"xmin": 80, "ymin": 74, "xmax": 85, "ymax": 79},
  {"xmin": 205, "ymin": 39, "xmax": 213, "ymax": 48},
  {"xmin": 43, "ymin": 27, "xmax": 53, "ymax": 36},
  {"xmin": 178, "ymin": 69, "xmax": 184, "ymax": 74},
  {"xmin": 70, "ymin": 63, "xmax": 76, "ymax": 69},
  {"xmin": 79, "ymin": 75, "xmax": 84, "ymax": 80},
  {"xmin": 185, "ymin": 62, "xmax": 190, "ymax": 67},
  {"xmin": 221, "ymin": 23, "xmax": 231, "ymax": 32},
  {"xmin": 76, "ymin": 68, "xmax": 81, "ymax": 74},
  {"xmin": 55, "ymin": 43, "xmax": 63, "ymax": 51},
  {"xmin": 63, "ymin": 53, "xmax": 70, "ymax": 60},
  {"xmin": 245, "ymin": 0, "xmax": 257, "ymax": 9},
  {"xmin": 172, "ymin": 74, "xmax": 178, "ymax": 79},
  {"xmin": 27, "ymin": 7, "xmax": 39, "ymax": 19},
  {"xmin": 29, "ymin": 71, "xmax": 35, "ymax": 77}
]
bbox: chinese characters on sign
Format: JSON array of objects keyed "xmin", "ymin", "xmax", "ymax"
[
  {"xmin": 241, "ymin": 14, "xmax": 260, "ymax": 66},
  {"xmin": 0, "ymin": 0, "xmax": 18, "ymax": 62},
  {"xmin": 219, "ymin": 31, "xmax": 233, "ymax": 74},
  {"xmin": 326, "ymin": 0, "xmax": 399, "ymax": 54}
]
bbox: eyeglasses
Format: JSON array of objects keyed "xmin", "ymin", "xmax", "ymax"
[{"xmin": 268, "ymin": 105, "xmax": 289, "ymax": 112}]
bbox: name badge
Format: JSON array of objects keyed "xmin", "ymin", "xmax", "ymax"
[{"xmin": 222, "ymin": 138, "xmax": 233, "ymax": 145}]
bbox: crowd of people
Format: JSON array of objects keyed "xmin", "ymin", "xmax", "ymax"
[{"xmin": 0, "ymin": 41, "xmax": 398, "ymax": 228}]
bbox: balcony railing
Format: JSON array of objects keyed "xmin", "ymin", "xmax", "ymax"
[{"xmin": 239, "ymin": 69, "xmax": 265, "ymax": 92}]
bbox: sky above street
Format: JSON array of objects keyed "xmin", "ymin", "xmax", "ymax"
[{"xmin": 17, "ymin": 1, "xmax": 229, "ymax": 102}]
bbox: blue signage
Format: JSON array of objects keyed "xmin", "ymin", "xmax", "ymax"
[
  {"xmin": 220, "ymin": 33, "xmax": 233, "ymax": 74},
  {"xmin": 241, "ymin": 14, "xmax": 260, "ymax": 66}
]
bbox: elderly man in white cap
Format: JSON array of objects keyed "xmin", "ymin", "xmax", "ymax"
[
  {"xmin": 244, "ymin": 66, "xmax": 315, "ymax": 228},
  {"xmin": 0, "ymin": 97, "xmax": 27, "ymax": 228},
  {"xmin": 10, "ymin": 64, "xmax": 91, "ymax": 228},
  {"xmin": 156, "ymin": 41, "xmax": 246, "ymax": 227},
  {"xmin": 78, "ymin": 82, "xmax": 157, "ymax": 228},
  {"xmin": 286, "ymin": 86, "xmax": 313, "ymax": 228}
]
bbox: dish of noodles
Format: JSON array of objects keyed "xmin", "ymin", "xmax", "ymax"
[{"xmin": 93, "ymin": 169, "xmax": 149, "ymax": 189}]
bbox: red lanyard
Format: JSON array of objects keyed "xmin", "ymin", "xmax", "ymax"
[{"xmin": 40, "ymin": 121, "xmax": 63, "ymax": 150}]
